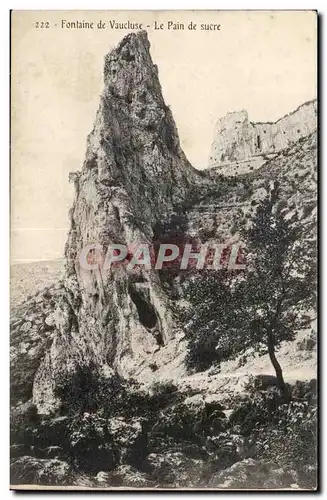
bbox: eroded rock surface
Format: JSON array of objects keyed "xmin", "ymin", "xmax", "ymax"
[
  {"xmin": 209, "ymin": 100, "xmax": 317, "ymax": 175},
  {"xmin": 29, "ymin": 31, "xmax": 201, "ymax": 413}
]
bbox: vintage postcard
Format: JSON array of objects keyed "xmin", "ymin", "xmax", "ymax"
[{"xmin": 10, "ymin": 10, "xmax": 318, "ymax": 490}]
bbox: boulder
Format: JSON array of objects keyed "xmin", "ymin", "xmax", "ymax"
[
  {"xmin": 10, "ymin": 456, "xmax": 71, "ymax": 486},
  {"xmin": 145, "ymin": 451, "xmax": 205, "ymax": 487},
  {"xmin": 98, "ymin": 465, "xmax": 154, "ymax": 488},
  {"xmin": 107, "ymin": 417, "xmax": 148, "ymax": 466},
  {"xmin": 208, "ymin": 458, "xmax": 298, "ymax": 489}
]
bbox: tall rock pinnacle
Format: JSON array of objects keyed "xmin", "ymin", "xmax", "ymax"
[{"xmin": 32, "ymin": 31, "xmax": 195, "ymax": 413}]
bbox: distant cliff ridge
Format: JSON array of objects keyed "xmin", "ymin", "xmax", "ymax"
[{"xmin": 209, "ymin": 99, "xmax": 317, "ymax": 175}]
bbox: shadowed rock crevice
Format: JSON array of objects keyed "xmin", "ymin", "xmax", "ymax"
[{"xmin": 128, "ymin": 283, "xmax": 157, "ymax": 330}]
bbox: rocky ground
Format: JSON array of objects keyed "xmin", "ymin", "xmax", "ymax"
[
  {"xmin": 10, "ymin": 260, "xmax": 64, "ymax": 310},
  {"xmin": 10, "ymin": 262, "xmax": 317, "ymax": 490}
]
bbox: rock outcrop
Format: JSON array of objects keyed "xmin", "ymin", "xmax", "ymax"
[
  {"xmin": 10, "ymin": 456, "xmax": 72, "ymax": 486},
  {"xmin": 10, "ymin": 284, "xmax": 63, "ymax": 406},
  {"xmin": 31, "ymin": 31, "xmax": 199, "ymax": 413},
  {"xmin": 209, "ymin": 100, "xmax": 317, "ymax": 175},
  {"xmin": 208, "ymin": 458, "xmax": 299, "ymax": 489},
  {"xmin": 190, "ymin": 131, "xmax": 317, "ymax": 243}
]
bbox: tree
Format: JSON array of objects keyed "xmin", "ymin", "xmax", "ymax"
[
  {"xmin": 182, "ymin": 268, "xmax": 245, "ymax": 372},
  {"xmin": 240, "ymin": 182, "xmax": 316, "ymax": 399},
  {"xmin": 183, "ymin": 182, "xmax": 316, "ymax": 401}
]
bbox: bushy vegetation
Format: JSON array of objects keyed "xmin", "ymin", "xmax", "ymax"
[
  {"xmin": 183, "ymin": 183, "xmax": 316, "ymax": 400},
  {"xmin": 10, "ymin": 368, "xmax": 184, "ymax": 480},
  {"xmin": 228, "ymin": 386, "xmax": 317, "ymax": 489},
  {"xmin": 11, "ymin": 361, "xmax": 317, "ymax": 489}
]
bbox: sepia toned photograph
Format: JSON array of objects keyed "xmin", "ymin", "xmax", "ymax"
[{"xmin": 10, "ymin": 10, "xmax": 318, "ymax": 490}]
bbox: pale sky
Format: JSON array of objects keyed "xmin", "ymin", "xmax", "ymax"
[{"xmin": 11, "ymin": 10, "xmax": 317, "ymax": 261}]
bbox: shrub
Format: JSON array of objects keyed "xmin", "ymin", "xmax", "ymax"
[
  {"xmin": 229, "ymin": 390, "xmax": 317, "ymax": 489},
  {"xmin": 185, "ymin": 331, "xmax": 224, "ymax": 372},
  {"xmin": 67, "ymin": 412, "xmax": 117, "ymax": 472},
  {"xmin": 258, "ymin": 401, "xmax": 317, "ymax": 468},
  {"xmin": 229, "ymin": 390, "xmax": 281, "ymax": 436},
  {"xmin": 55, "ymin": 362, "xmax": 127, "ymax": 415}
]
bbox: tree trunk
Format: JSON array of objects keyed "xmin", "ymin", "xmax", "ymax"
[{"xmin": 267, "ymin": 329, "xmax": 290, "ymax": 403}]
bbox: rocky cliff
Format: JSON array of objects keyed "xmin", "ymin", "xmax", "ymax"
[
  {"xmin": 209, "ymin": 100, "xmax": 317, "ymax": 175},
  {"xmin": 20, "ymin": 31, "xmax": 200, "ymax": 414}
]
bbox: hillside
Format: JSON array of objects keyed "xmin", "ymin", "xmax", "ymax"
[
  {"xmin": 10, "ymin": 260, "xmax": 64, "ymax": 310},
  {"xmin": 187, "ymin": 132, "xmax": 317, "ymax": 242},
  {"xmin": 10, "ymin": 31, "xmax": 317, "ymax": 490}
]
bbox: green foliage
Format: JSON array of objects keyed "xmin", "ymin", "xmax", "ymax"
[
  {"xmin": 66, "ymin": 412, "xmax": 117, "ymax": 472},
  {"xmin": 182, "ymin": 183, "xmax": 316, "ymax": 375},
  {"xmin": 55, "ymin": 362, "xmax": 127, "ymax": 415},
  {"xmin": 182, "ymin": 269, "xmax": 241, "ymax": 372},
  {"xmin": 229, "ymin": 389, "xmax": 317, "ymax": 488}
]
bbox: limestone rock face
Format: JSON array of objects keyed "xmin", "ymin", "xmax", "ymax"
[
  {"xmin": 209, "ymin": 100, "xmax": 317, "ymax": 174},
  {"xmin": 10, "ymin": 30, "xmax": 317, "ymax": 490},
  {"xmin": 32, "ymin": 31, "xmax": 197, "ymax": 413}
]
